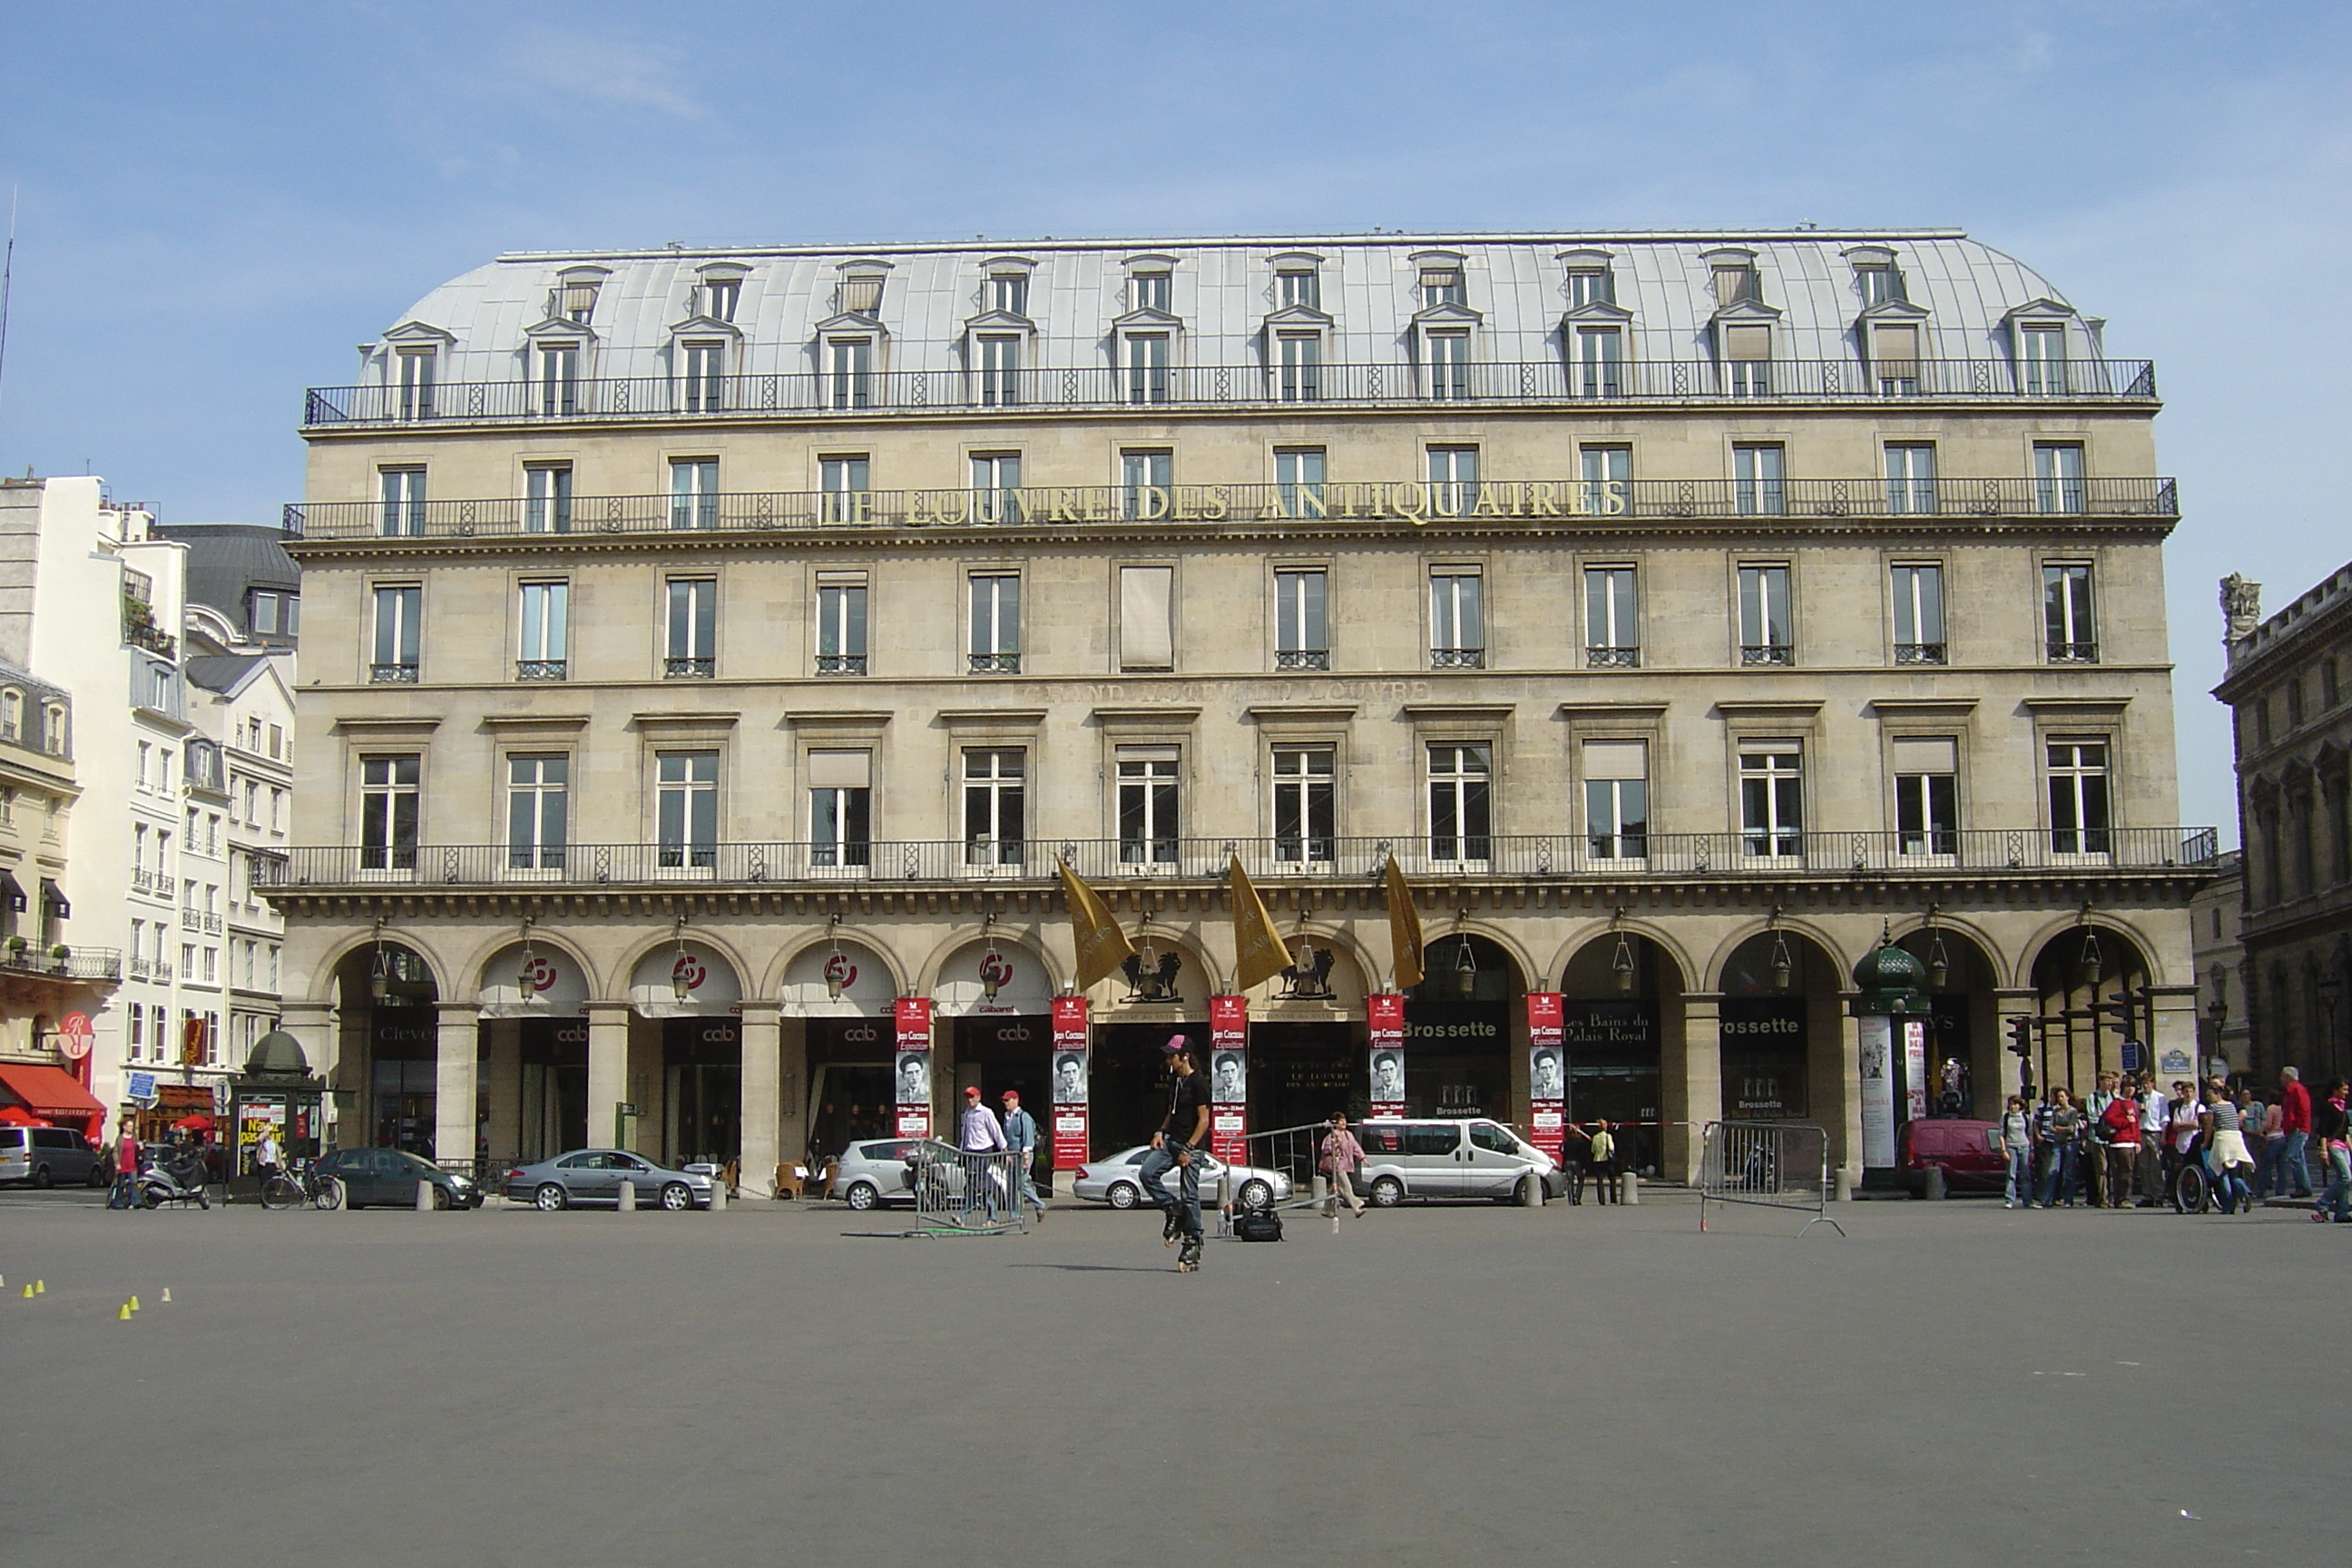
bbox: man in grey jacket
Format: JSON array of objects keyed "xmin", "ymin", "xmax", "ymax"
[{"xmin": 999, "ymin": 1088, "xmax": 1045, "ymax": 1224}]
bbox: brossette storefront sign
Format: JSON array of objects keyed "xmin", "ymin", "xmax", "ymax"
[
  {"xmin": 1209, "ymin": 995, "xmax": 1247, "ymax": 1163},
  {"xmin": 1720, "ymin": 998, "xmax": 1808, "ymax": 1121},
  {"xmin": 1050, "ymin": 996, "xmax": 1088, "ymax": 1171}
]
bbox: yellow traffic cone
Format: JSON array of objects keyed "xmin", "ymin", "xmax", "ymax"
[
  {"xmin": 161, "ymin": 1288, "xmax": 172, "ymax": 1304},
  {"xmin": 117, "ymin": 1301, "xmax": 132, "ymax": 1321},
  {"xmin": 17, "ymin": 1284, "xmax": 29, "ymax": 1299},
  {"xmin": 34, "ymin": 1279, "xmax": 44, "ymax": 1294},
  {"xmin": 128, "ymin": 1296, "xmax": 140, "ymax": 1312}
]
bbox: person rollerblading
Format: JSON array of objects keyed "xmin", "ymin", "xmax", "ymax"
[{"xmin": 1139, "ymin": 1035, "xmax": 1210, "ymax": 1269}]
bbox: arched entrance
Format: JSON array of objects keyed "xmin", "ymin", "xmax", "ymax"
[
  {"xmin": 1559, "ymin": 931, "xmax": 1685, "ymax": 1179},
  {"xmin": 475, "ymin": 942, "xmax": 590, "ymax": 1164},
  {"xmin": 1247, "ymin": 935, "xmax": 1371, "ymax": 1133},
  {"xmin": 1400, "ymin": 932, "xmax": 1521, "ymax": 1122},
  {"xmin": 628, "ymin": 942, "xmax": 744, "ymax": 1167},
  {"xmin": 935, "ymin": 934, "xmax": 1055, "ymax": 1117},
  {"xmin": 1896, "ymin": 924, "xmax": 1999, "ymax": 1120},
  {"xmin": 333, "ymin": 940, "xmax": 439, "ymax": 1156},
  {"xmin": 2029, "ymin": 924, "xmax": 2156, "ymax": 1098},
  {"xmin": 784, "ymin": 937, "xmax": 899, "ymax": 1162},
  {"xmin": 1090, "ymin": 932, "xmax": 1210, "ymax": 1155}
]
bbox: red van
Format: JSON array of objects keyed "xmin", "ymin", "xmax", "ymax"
[{"xmin": 1898, "ymin": 1117, "xmax": 2005, "ymax": 1195}]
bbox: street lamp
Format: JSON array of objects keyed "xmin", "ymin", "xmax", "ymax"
[
  {"xmin": 2079, "ymin": 926, "xmax": 2103, "ymax": 988},
  {"xmin": 368, "ymin": 916, "xmax": 391, "ymax": 1004},
  {"xmin": 1924, "ymin": 906, "xmax": 1950, "ymax": 990},
  {"xmin": 1611, "ymin": 930, "xmax": 1637, "ymax": 995},
  {"xmin": 669, "ymin": 916, "xmax": 691, "ymax": 1003},
  {"xmin": 1454, "ymin": 934, "xmax": 1478, "ymax": 998},
  {"xmin": 1767, "ymin": 907, "xmax": 1793, "ymax": 992}
]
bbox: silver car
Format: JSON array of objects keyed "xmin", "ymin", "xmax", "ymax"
[
  {"xmin": 503, "ymin": 1149, "xmax": 716, "ymax": 1211},
  {"xmin": 1072, "ymin": 1146, "xmax": 1290, "ymax": 1210},
  {"xmin": 828, "ymin": 1138, "xmax": 924, "ymax": 1210}
]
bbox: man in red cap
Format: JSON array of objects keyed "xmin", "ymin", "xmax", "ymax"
[
  {"xmin": 956, "ymin": 1084, "xmax": 1007, "ymax": 1221},
  {"xmin": 1138, "ymin": 1035, "xmax": 1210, "ymax": 1268}
]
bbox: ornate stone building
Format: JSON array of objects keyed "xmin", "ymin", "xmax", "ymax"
[{"xmin": 268, "ymin": 230, "xmax": 2213, "ymax": 1190}]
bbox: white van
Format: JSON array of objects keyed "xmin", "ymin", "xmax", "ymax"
[
  {"xmin": 1350, "ymin": 1118, "xmax": 1563, "ymax": 1205},
  {"xmin": 0, "ymin": 1125, "xmax": 108, "ymax": 1188}
]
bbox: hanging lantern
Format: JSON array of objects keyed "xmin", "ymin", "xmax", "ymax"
[
  {"xmin": 1454, "ymin": 936, "xmax": 1477, "ymax": 997},
  {"xmin": 369, "ymin": 923, "xmax": 392, "ymax": 1004},
  {"xmin": 2080, "ymin": 927, "xmax": 2103, "ymax": 988},
  {"xmin": 1926, "ymin": 931, "xmax": 1950, "ymax": 991},
  {"xmin": 1612, "ymin": 931, "xmax": 1637, "ymax": 995},
  {"xmin": 825, "ymin": 914, "xmax": 848, "ymax": 999},
  {"xmin": 1769, "ymin": 931, "xmax": 1793, "ymax": 992},
  {"xmin": 669, "ymin": 920, "xmax": 692, "ymax": 1003}
]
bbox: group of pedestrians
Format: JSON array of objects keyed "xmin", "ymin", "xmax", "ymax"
[
  {"xmin": 1997, "ymin": 1065, "xmax": 2347, "ymax": 1217},
  {"xmin": 951, "ymin": 1083, "xmax": 1048, "ymax": 1225}
]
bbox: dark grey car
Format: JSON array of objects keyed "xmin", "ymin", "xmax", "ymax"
[{"xmin": 504, "ymin": 1149, "xmax": 716, "ymax": 1211}]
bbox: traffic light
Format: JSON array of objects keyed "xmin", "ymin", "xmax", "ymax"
[{"xmin": 2005, "ymin": 1015, "xmax": 2035, "ymax": 1058}]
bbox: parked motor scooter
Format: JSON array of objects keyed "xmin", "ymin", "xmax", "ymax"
[{"xmin": 136, "ymin": 1149, "xmax": 211, "ymax": 1210}]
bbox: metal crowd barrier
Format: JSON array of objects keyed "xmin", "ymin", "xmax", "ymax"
[
  {"xmin": 1697, "ymin": 1121, "xmax": 1845, "ymax": 1237},
  {"xmin": 902, "ymin": 1142, "xmax": 1028, "ymax": 1237},
  {"xmin": 1242, "ymin": 1121, "xmax": 1362, "ymax": 1216}
]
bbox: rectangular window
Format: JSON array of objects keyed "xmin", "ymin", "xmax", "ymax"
[
  {"xmin": 808, "ymin": 750, "xmax": 872, "ymax": 868},
  {"xmin": 819, "ymin": 455, "xmax": 870, "ymax": 524},
  {"xmin": 1872, "ymin": 324, "xmax": 1920, "ymax": 395},
  {"xmin": 1271, "ymin": 748, "xmax": 1336, "ymax": 863},
  {"xmin": 1277, "ymin": 269, "xmax": 1319, "ymax": 309},
  {"xmin": 977, "ymin": 335, "xmax": 1020, "ymax": 407},
  {"xmin": 250, "ymin": 590, "xmax": 281, "ymax": 636},
  {"xmin": 370, "ymin": 585, "xmax": 421, "ymax": 682},
  {"xmin": 962, "ymin": 749, "xmax": 1025, "ymax": 865},
  {"xmin": 1130, "ymin": 271, "xmax": 1171, "ymax": 314},
  {"xmin": 1573, "ymin": 326, "xmax": 1622, "ymax": 397},
  {"xmin": 1733, "ymin": 443, "xmax": 1785, "ymax": 516},
  {"xmin": 1424, "ymin": 330, "xmax": 1470, "ymax": 401},
  {"xmin": 2034, "ymin": 442, "xmax": 2086, "ymax": 514},
  {"xmin": 506, "ymin": 754, "xmax": 568, "ymax": 871},
  {"xmin": 1584, "ymin": 566, "xmax": 1638, "ymax": 667},
  {"xmin": 1419, "ymin": 267, "xmax": 1463, "ymax": 309},
  {"xmin": 665, "ymin": 577, "xmax": 715, "ymax": 678},
  {"xmin": 838, "ymin": 274, "xmax": 883, "ymax": 316},
  {"xmin": 1738, "ymin": 565, "xmax": 1793, "ymax": 665},
  {"xmin": 1274, "ymin": 447, "xmax": 1326, "ymax": 520},
  {"xmin": 1427, "ymin": 745, "xmax": 1492, "ymax": 864},
  {"xmin": 657, "ymin": 751, "xmax": 719, "ymax": 868},
  {"xmin": 1740, "ymin": 747, "xmax": 1803, "ymax": 857},
  {"xmin": 2047, "ymin": 739, "xmax": 2112, "ymax": 855},
  {"xmin": 1722, "ymin": 323, "xmax": 1771, "ymax": 396},
  {"xmin": 1275, "ymin": 568, "xmax": 1328, "ymax": 670},
  {"xmin": 1119, "ymin": 564, "xmax": 1175, "ymax": 670},
  {"xmin": 1583, "ymin": 740, "xmax": 1648, "ymax": 861},
  {"xmin": 396, "ymin": 349, "xmax": 436, "ymax": 420},
  {"xmin": 1122, "ymin": 448, "xmax": 1173, "ymax": 520},
  {"xmin": 1893, "ymin": 737, "xmax": 1959, "ymax": 855},
  {"xmin": 1277, "ymin": 331, "xmax": 1320, "ymax": 402},
  {"xmin": 2043, "ymin": 564, "xmax": 2097, "ymax": 662},
  {"xmin": 817, "ymin": 573, "xmax": 869, "ymax": 675},
  {"xmin": 1892, "ymin": 564, "xmax": 1946, "ymax": 664},
  {"xmin": 1124, "ymin": 333, "xmax": 1169, "ymax": 406},
  {"xmin": 1857, "ymin": 264, "xmax": 1901, "ymax": 307},
  {"xmin": 828, "ymin": 338, "xmax": 872, "ymax": 409},
  {"xmin": 359, "ymin": 755, "xmax": 419, "ymax": 871},
  {"xmin": 1428, "ymin": 445, "xmax": 1480, "ymax": 517},
  {"xmin": 969, "ymin": 573, "xmax": 1020, "ymax": 673},
  {"xmin": 2019, "ymin": 323, "xmax": 2069, "ymax": 395},
  {"xmin": 537, "ymin": 342, "xmax": 580, "ymax": 416},
  {"xmin": 1713, "ymin": 265, "xmax": 1758, "ymax": 308},
  {"xmin": 987, "ymin": 272, "xmax": 1028, "ymax": 316},
  {"xmin": 1117, "ymin": 748, "xmax": 1181, "ymax": 865},
  {"xmin": 378, "ymin": 468, "xmax": 426, "ymax": 537},
  {"xmin": 971, "ymin": 452, "xmax": 1023, "ymax": 524},
  {"xmin": 524, "ymin": 464, "xmax": 572, "ymax": 534},
  {"xmin": 1565, "ymin": 269, "xmax": 1613, "ymax": 308},
  {"xmin": 1429, "ymin": 569, "xmax": 1485, "ymax": 668},
  {"xmin": 703, "ymin": 278, "xmax": 740, "ymax": 321},
  {"xmin": 516, "ymin": 581, "xmax": 568, "ymax": 680},
  {"xmin": 1884, "ymin": 443, "xmax": 1937, "ymax": 515},
  {"xmin": 560, "ymin": 279, "xmax": 599, "ymax": 321},
  {"xmin": 681, "ymin": 340, "xmax": 725, "ymax": 413},
  {"xmin": 669, "ymin": 458, "xmax": 719, "ymax": 531},
  {"xmin": 1579, "ymin": 445, "xmax": 1629, "ymax": 515}
]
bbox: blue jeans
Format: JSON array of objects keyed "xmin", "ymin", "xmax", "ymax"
[
  {"xmin": 2035, "ymin": 1144, "xmax": 2076, "ymax": 1207},
  {"xmin": 2211, "ymin": 1159, "xmax": 2252, "ymax": 1213},
  {"xmin": 2318, "ymin": 1145, "xmax": 2351, "ymax": 1221},
  {"xmin": 1139, "ymin": 1140, "xmax": 1202, "ymax": 1239},
  {"xmin": 2282, "ymin": 1130, "xmax": 2314, "ymax": 1197},
  {"xmin": 1011, "ymin": 1151, "xmax": 1045, "ymax": 1215},
  {"xmin": 960, "ymin": 1152, "xmax": 1002, "ymax": 1220},
  {"xmin": 2004, "ymin": 1147, "xmax": 2034, "ymax": 1205}
]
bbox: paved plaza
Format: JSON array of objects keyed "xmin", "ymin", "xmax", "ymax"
[{"xmin": 4, "ymin": 1189, "xmax": 2342, "ymax": 1567}]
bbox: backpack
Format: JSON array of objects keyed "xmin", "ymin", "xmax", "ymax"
[{"xmin": 1233, "ymin": 1204, "xmax": 1284, "ymax": 1241}]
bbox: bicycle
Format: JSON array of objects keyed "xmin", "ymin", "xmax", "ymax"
[{"xmin": 260, "ymin": 1158, "xmax": 345, "ymax": 1211}]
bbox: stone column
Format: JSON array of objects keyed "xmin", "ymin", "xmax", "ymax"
[
  {"xmin": 2147, "ymin": 984, "xmax": 2203, "ymax": 1080},
  {"xmin": 481, "ymin": 1018, "xmax": 522, "ymax": 1168},
  {"xmin": 1833, "ymin": 1003, "xmax": 1864, "ymax": 1191},
  {"xmin": 1674, "ymin": 991, "xmax": 1723, "ymax": 1185},
  {"xmin": 586, "ymin": 1001, "xmax": 630, "ymax": 1151},
  {"xmin": 738, "ymin": 1000, "xmax": 781, "ymax": 1200},
  {"xmin": 433, "ymin": 1002, "xmax": 479, "ymax": 1169},
  {"xmin": 779, "ymin": 1017, "xmax": 809, "ymax": 1172}
]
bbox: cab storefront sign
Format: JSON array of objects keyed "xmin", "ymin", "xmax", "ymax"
[
  {"xmin": 1720, "ymin": 997, "xmax": 1808, "ymax": 1120},
  {"xmin": 1050, "ymin": 995, "xmax": 1089, "ymax": 1171}
]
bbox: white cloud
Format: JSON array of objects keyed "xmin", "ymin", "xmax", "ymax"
[{"xmin": 498, "ymin": 24, "xmax": 704, "ymax": 120}]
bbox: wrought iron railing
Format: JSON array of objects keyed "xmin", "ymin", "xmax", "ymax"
[
  {"xmin": 285, "ymin": 475, "xmax": 2180, "ymax": 542},
  {"xmin": 0, "ymin": 945, "xmax": 122, "ymax": 981},
  {"xmin": 260, "ymin": 828, "xmax": 2220, "ymax": 892},
  {"xmin": 300, "ymin": 358, "xmax": 2160, "ymax": 428}
]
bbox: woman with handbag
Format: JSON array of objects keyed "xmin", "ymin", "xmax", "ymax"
[{"xmin": 1318, "ymin": 1114, "xmax": 1366, "ymax": 1219}]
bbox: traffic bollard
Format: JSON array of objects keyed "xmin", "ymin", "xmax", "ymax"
[
  {"xmin": 415, "ymin": 1180, "xmax": 434, "ymax": 1211},
  {"xmin": 1924, "ymin": 1166, "xmax": 1947, "ymax": 1201},
  {"xmin": 708, "ymin": 1180, "xmax": 727, "ymax": 1213},
  {"xmin": 617, "ymin": 1177, "xmax": 636, "ymax": 1212},
  {"xmin": 1620, "ymin": 1171, "xmax": 1640, "ymax": 1205}
]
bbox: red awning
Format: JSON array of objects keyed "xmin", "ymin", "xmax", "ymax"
[
  {"xmin": 172, "ymin": 1113, "xmax": 215, "ymax": 1132},
  {"xmin": 0, "ymin": 1062, "xmax": 106, "ymax": 1120}
]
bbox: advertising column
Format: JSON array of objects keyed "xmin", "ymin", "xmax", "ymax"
[
  {"xmin": 1208, "ymin": 994, "xmax": 1247, "ymax": 1163},
  {"xmin": 1900, "ymin": 1018, "xmax": 1929, "ymax": 1126},
  {"xmin": 1857, "ymin": 1014, "xmax": 1896, "ymax": 1171},
  {"xmin": 894, "ymin": 996, "xmax": 933, "ymax": 1140},
  {"xmin": 1367, "ymin": 994, "xmax": 1406, "ymax": 1119},
  {"xmin": 1050, "ymin": 995, "xmax": 1089, "ymax": 1170},
  {"xmin": 1526, "ymin": 992, "xmax": 1565, "ymax": 1160}
]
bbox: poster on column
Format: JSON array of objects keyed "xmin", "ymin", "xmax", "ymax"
[
  {"xmin": 1367, "ymin": 994, "xmax": 1406, "ymax": 1119},
  {"xmin": 894, "ymin": 996, "xmax": 933, "ymax": 1140},
  {"xmin": 1208, "ymin": 995, "xmax": 1247, "ymax": 1163},
  {"xmin": 1526, "ymin": 992, "xmax": 1566, "ymax": 1159},
  {"xmin": 1900, "ymin": 1018, "xmax": 1929, "ymax": 1123},
  {"xmin": 1050, "ymin": 995, "xmax": 1089, "ymax": 1170},
  {"xmin": 1857, "ymin": 1014, "xmax": 1896, "ymax": 1169}
]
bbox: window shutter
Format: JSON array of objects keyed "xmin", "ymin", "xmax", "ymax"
[
  {"xmin": 1121, "ymin": 566, "xmax": 1174, "ymax": 669},
  {"xmin": 1724, "ymin": 325, "xmax": 1771, "ymax": 361},
  {"xmin": 1874, "ymin": 325, "xmax": 1919, "ymax": 371},
  {"xmin": 1582, "ymin": 740, "xmax": 1648, "ymax": 780},
  {"xmin": 807, "ymin": 750, "xmax": 871, "ymax": 789}
]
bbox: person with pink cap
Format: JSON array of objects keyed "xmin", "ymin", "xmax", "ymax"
[{"xmin": 1138, "ymin": 1034, "xmax": 1210, "ymax": 1269}]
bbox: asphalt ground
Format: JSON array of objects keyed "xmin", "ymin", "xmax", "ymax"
[{"xmin": 3, "ymin": 1185, "xmax": 2344, "ymax": 1568}]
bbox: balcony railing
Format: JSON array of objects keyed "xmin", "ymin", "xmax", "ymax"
[
  {"xmin": 286, "ymin": 475, "xmax": 2180, "ymax": 543},
  {"xmin": 260, "ymin": 828, "xmax": 2220, "ymax": 892},
  {"xmin": 301, "ymin": 358, "xmax": 2159, "ymax": 429},
  {"xmin": 0, "ymin": 945, "xmax": 122, "ymax": 982},
  {"xmin": 1586, "ymin": 646, "xmax": 1641, "ymax": 668}
]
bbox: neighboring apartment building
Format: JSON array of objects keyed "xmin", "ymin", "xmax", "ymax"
[
  {"xmin": 2214, "ymin": 566, "xmax": 2352, "ymax": 1086},
  {"xmin": 269, "ymin": 231, "xmax": 2212, "ymax": 1191},
  {"xmin": 0, "ymin": 660, "xmax": 94, "ymax": 1134}
]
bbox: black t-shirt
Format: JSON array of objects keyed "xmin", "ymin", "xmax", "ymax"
[{"xmin": 1162, "ymin": 1072, "xmax": 1210, "ymax": 1143}]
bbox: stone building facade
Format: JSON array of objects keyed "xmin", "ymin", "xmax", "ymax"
[{"xmin": 269, "ymin": 230, "xmax": 2213, "ymax": 1190}]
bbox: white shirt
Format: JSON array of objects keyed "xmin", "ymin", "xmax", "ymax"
[{"xmin": 2139, "ymin": 1093, "xmax": 2168, "ymax": 1135}]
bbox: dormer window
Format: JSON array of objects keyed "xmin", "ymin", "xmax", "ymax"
[
  {"xmin": 2019, "ymin": 320, "xmax": 2070, "ymax": 394},
  {"xmin": 1870, "ymin": 324, "xmax": 1921, "ymax": 395},
  {"xmin": 558, "ymin": 277, "xmax": 602, "ymax": 323},
  {"xmin": 395, "ymin": 348, "xmax": 436, "ymax": 419},
  {"xmin": 1130, "ymin": 270, "xmax": 1171, "ymax": 313},
  {"xmin": 1564, "ymin": 267, "xmax": 1612, "ymax": 307},
  {"xmin": 537, "ymin": 340, "xmax": 583, "ymax": 416},
  {"xmin": 1857, "ymin": 262, "xmax": 1904, "ymax": 306},
  {"xmin": 838, "ymin": 272, "xmax": 885, "ymax": 316},
  {"xmin": 1277, "ymin": 267, "xmax": 1319, "ymax": 309},
  {"xmin": 1712, "ymin": 263, "xmax": 1759, "ymax": 307},
  {"xmin": 977, "ymin": 335, "xmax": 1021, "ymax": 406},
  {"xmin": 1720, "ymin": 324, "xmax": 1772, "ymax": 396},
  {"xmin": 1419, "ymin": 266, "xmax": 1464, "ymax": 309},
  {"xmin": 988, "ymin": 270, "xmax": 1028, "ymax": 316},
  {"xmin": 681, "ymin": 338, "xmax": 727, "ymax": 413},
  {"xmin": 704, "ymin": 278, "xmax": 740, "ymax": 321}
]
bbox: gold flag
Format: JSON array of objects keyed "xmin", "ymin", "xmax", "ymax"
[
  {"xmin": 1383, "ymin": 855, "xmax": 1425, "ymax": 991},
  {"xmin": 1227, "ymin": 855, "xmax": 1290, "ymax": 992},
  {"xmin": 1057, "ymin": 860, "xmax": 1135, "ymax": 990}
]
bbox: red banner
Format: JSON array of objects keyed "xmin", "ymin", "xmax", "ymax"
[
  {"xmin": 1526, "ymin": 992, "xmax": 1566, "ymax": 1159},
  {"xmin": 894, "ymin": 997, "xmax": 933, "ymax": 1139},
  {"xmin": 1208, "ymin": 995, "xmax": 1247, "ymax": 1162},
  {"xmin": 1050, "ymin": 995, "xmax": 1089, "ymax": 1171},
  {"xmin": 1367, "ymin": 993, "xmax": 1406, "ymax": 1118}
]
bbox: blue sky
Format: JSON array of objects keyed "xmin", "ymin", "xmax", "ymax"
[{"xmin": 3, "ymin": 0, "xmax": 2347, "ymax": 835}]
